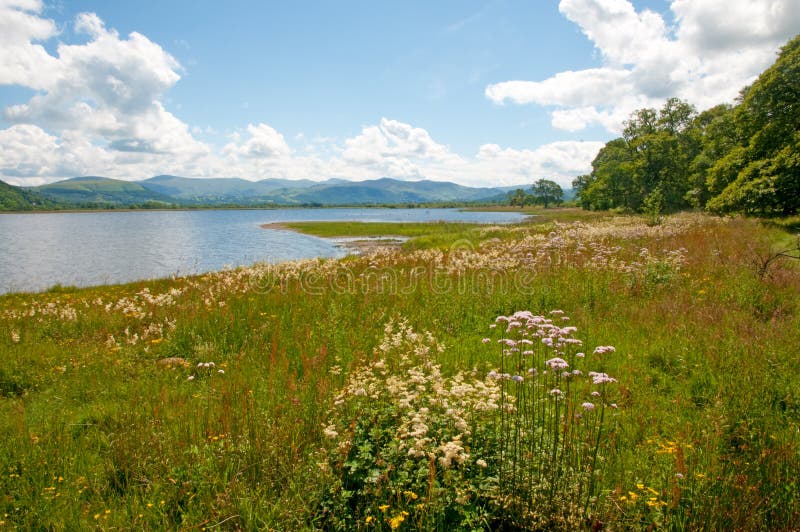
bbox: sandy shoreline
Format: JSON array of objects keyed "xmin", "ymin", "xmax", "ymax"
[{"xmin": 260, "ymin": 222, "xmax": 406, "ymax": 254}]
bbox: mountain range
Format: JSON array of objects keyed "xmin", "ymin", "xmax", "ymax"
[{"xmin": 1, "ymin": 175, "xmax": 530, "ymax": 208}]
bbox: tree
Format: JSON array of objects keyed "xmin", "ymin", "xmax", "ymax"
[
  {"xmin": 530, "ymin": 179, "xmax": 563, "ymax": 208},
  {"xmin": 574, "ymin": 33, "xmax": 800, "ymax": 217},
  {"xmin": 707, "ymin": 34, "xmax": 800, "ymax": 215},
  {"xmin": 571, "ymin": 174, "xmax": 594, "ymax": 210},
  {"xmin": 508, "ymin": 188, "xmax": 529, "ymax": 208}
]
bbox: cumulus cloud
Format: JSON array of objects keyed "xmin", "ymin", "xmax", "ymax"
[
  {"xmin": 335, "ymin": 118, "xmax": 601, "ymax": 187},
  {"xmin": 224, "ymin": 123, "xmax": 291, "ymax": 160},
  {"xmin": 215, "ymin": 117, "xmax": 600, "ymax": 188},
  {"xmin": 486, "ymin": 0, "xmax": 800, "ymax": 133},
  {"xmin": 0, "ymin": 1, "xmax": 209, "ymax": 182},
  {"xmin": 339, "ymin": 118, "xmax": 462, "ymax": 179}
]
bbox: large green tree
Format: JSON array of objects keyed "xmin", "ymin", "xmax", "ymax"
[
  {"xmin": 530, "ymin": 179, "xmax": 563, "ymax": 208},
  {"xmin": 706, "ymin": 35, "xmax": 800, "ymax": 215},
  {"xmin": 508, "ymin": 188, "xmax": 529, "ymax": 208},
  {"xmin": 577, "ymin": 99, "xmax": 699, "ymax": 213}
]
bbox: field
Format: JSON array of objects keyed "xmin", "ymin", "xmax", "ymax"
[{"xmin": 1, "ymin": 212, "xmax": 799, "ymax": 530}]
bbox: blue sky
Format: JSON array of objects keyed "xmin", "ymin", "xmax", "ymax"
[{"xmin": 0, "ymin": 0, "xmax": 797, "ymax": 187}]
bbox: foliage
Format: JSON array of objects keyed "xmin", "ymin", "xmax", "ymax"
[
  {"xmin": 508, "ymin": 188, "xmax": 530, "ymax": 208},
  {"xmin": 530, "ymin": 179, "xmax": 564, "ymax": 208},
  {"xmin": 317, "ymin": 313, "xmax": 620, "ymax": 530},
  {"xmin": 578, "ymin": 33, "xmax": 800, "ymax": 217},
  {"xmin": 0, "ymin": 180, "xmax": 58, "ymax": 211}
]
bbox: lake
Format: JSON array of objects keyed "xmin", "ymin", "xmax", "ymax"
[{"xmin": 0, "ymin": 208, "xmax": 528, "ymax": 294}]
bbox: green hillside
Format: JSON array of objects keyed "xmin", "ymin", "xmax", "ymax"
[
  {"xmin": 24, "ymin": 175, "xmax": 528, "ymax": 207},
  {"xmin": 139, "ymin": 175, "xmax": 317, "ymax": 203},
  {"xmin": 35, "ymin": 176, "xmax": 177, "ymax": 206},
  {"xmin": 279, "ymin": 177, "xmax": 508, "ymax": 205},
  {"xmin": 0, "ymin": 179, "xmax": 58, "ymax": 211}
]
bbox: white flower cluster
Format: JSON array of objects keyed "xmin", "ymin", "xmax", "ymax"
[{"xmin": 328, "ymin": 318, "xmax": 498, "ymax": 470}]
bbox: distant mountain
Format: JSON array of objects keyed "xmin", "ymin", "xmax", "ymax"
[
  {"xmin": 283, "ymin": 177, "xmax": 512, "ymax": 205},
  {"xmin": 139, "ymin": 175, "xmax": 320, "ymax": 204},
  {"xmin": 24, "ymin": 175, "xmax": 562, "ymax": 207},
  {"xmin": 34, "ymin": 177, "xmax": 175, "ymax": 205},
  {"xmin": 0, "ymin": 179, "xmax": 58, "ymax": 211}
]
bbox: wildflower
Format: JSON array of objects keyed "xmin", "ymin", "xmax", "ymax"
[
  {"xmin": 187, "ymin": 375, "xmax": 195, "ymax": 381},
  {"xmin": 403, "ymin": 490, "xmax": 418, "ymax": 500},
  {"xmin": 593, "ymin": 345, "xmax": 616, "ymax": 354},
  {"xmin": 323, "ymin": 424, "xmax": 338, "ymax": 439},
  {"xmin": 582, "ymin": 402, "xmax": 595, "ymax": 411},
  {"xmin": 476, "ymin": 458, "xmax": 487, "ymax": 468},
  {"xmin": 218, "ymin": 369, "xmax": 225, "ymax": 374},
  {"xmin": 591, "ymin": 391, "xmax": 600, "ymax": 397},
  {"xmin": 378, "ymin": 505, "xmax": 389, "ymax": 512},
  {"xmin": 365, "ymin": 515, "xmax": 375, "ymax": 524},
  {"xmin": 389, "ymin": 511, "xmax": 409, "ymax": 529},
  {"xmin": 511, "ymin": 375, "xmax": 524, "ymax": 383},
  {"xmin": 545, "ymin": 357, "xmax": 569, "ymax": 370},
  {"xmin": 549, "ymin": 388, "xmax": 563, "ymax": 396},
  {"xmin": 589, "ymin": 371, "xmax": 617, "ymax": 384},
  {"xmin": 576, "ymin": 352, "xmax": 585, "ymax": 358},
  {"xmin": 481, "ymin": 338, "xmax": 491, "ymax": 344},
  {"xmin": 10, "ymin": 330, "xmax": 20, "ymax": 343}
]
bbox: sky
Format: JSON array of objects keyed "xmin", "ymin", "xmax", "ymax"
[{"xmin": 0, "ymin": 0, "xmax": 798, "ymax": 188}]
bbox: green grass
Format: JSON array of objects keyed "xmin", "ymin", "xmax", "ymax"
[
  {"xmin": 1, "ymin": 213, "xmax": 799, "ymax": 529},
  {"xmin": 280, "ymin": 221, "xmax": 495, "ymax": 250},
  {"xmin": 280, "ymin": 210, "xmax": 606, "ymax": 250}
]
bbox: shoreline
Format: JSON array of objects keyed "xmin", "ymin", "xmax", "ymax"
[{"xmin": 260, "ymin": 222, "xmax": 406, "ymax": 254}]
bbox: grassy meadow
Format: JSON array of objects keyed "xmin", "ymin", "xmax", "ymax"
[{"xmin": 1, "ymin": 211, "xmax": 799, "ymax": 530}]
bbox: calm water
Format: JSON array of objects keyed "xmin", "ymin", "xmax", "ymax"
[{"xmin": 0, "ymin": 208, "xmax": 528, "ymax": 294}]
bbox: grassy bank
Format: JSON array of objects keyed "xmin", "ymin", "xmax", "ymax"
[{"xmin": 1, "ymin": 213, "xmax": 799, "ymax": 529}]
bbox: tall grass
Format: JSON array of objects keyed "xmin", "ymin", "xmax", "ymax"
[{"xmin": 0, "ymin": 213, "xmax": 798, "ymax": 529}]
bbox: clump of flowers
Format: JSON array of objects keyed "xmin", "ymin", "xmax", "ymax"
[
  {"xmin": 318, "ymin": 318, "xmax": 502, "ymax": 530},
  {"xmin": 484, "ymin": 310, "xmax": 621, "ymax": 527},
  {"xmin": 318, "ymin": 312, "xmax": 621, "ymax": 529}
]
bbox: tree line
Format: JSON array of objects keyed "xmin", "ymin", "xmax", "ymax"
[{"xmin": 572, "ymin": 34, "xmax": 799, "ymax": 217}]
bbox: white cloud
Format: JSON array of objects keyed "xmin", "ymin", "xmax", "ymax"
[
  {"xmin": 0, "ymin": 1, "xmax": 209, "ymax": 182},
  {"xmin": 216, "ymin": 118, "xmax": 600, "ymax": 188},
  {"xmin": 343, "ymin": 118, "xmax": 457, "ymax": 164},
  {"xmin": 474, "ymin": 140, "xmax": 605, "ymax": 187},
  {"xmin": 486, "ymin": 0, "xmax": 799, "ymax": 132},
  {"xmin": 0, "ymin": 0, "xmax": 60, "ymax": 89},
  {"xmin": 224, "ymin": 123, "xmax": 291, "ymax": 160}
]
